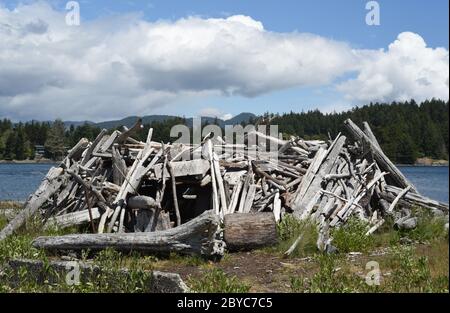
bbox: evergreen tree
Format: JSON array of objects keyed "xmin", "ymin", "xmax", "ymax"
[
  {"xmin": 14, "ymin": 127, "xmax": 26, "ymax": 160},
  {"xmin": 3, "ymin": 131, "xmax": 16, "ymax": 160},
  {"xmin": 45, "ymin": 119, "xmax": 66, "ymax": 160}
]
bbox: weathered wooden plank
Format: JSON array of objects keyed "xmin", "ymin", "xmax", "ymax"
[
  {"xmin": 213, "ymin": 152, "xmax": 228, "ymax": 217},
  {"xmin": 81, "ymin": 129, "xmax": 107, "ymax": 165},
  {"xmin": 67, "ymin": 138, "xmax": 89, "ymax": 162},
  {"xmin": 243, "ymin": 184, "xmax": 257, "ymax": 213},
  {"xmin": 292, "ymin": 147, "xmax": 328, "ymax": 206},
  {"xmin": 293, "ymin": 136, "xmax": 346, "ymax": 218},
  {"xmin": 362, "ymin": 122, "xmax": 381, "ymax": 150},
  {"xmin": 273, "ymin": 192, "xmax": 281, "ymax": 222},
  {"xmin": 153, "ymin": 159, "xmax": 210, "ymax": 179},
  {"xmin": 167, "ymin": 162, "xmax": 181, "ymax": 227},
  {"xmin": 112, "ymin": 146, "xmax": 127, "ymax": 186},
  {"xmin": 46, "ymin": 208, "xmax": 101, "ymax": 229},
  {"xmin": 227, "ymin": 179, "xmax": 243, "ymax": 215}
]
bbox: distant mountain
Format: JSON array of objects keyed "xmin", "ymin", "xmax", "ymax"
[
  {"xmin": 227, "ymin": 113, "xmax": 257, "ymax": 125},
  {"xmin": 64, "ymin": 121, "xmax": 95, "ymax": 128},
  {"xmin": 90, "ymin": 113, "xmax": 257, "ymax": 130},
  {"xmin": 95, "ymin": 115, "xmax": 179, "ymax": 129}
]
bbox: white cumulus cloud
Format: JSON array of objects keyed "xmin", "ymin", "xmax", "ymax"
[
  {"xmin": 198, "ymin": 107, "xmax": 233, "ymax": 121},
  {"xmin": 0, "ymin": 2, "xmax": 448, "ymax": 121},
  {"xmin": 338, "ymin": 32, "xmax": 449, "ymax": 103}
]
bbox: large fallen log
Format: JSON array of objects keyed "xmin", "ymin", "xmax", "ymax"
[
  {"xmin": 223, "ymin": 213, "xmax": 278, "ymax": 251},
  {"xmin": 32, "ymin": 211, "xmax": 224, "ymax": 258}
]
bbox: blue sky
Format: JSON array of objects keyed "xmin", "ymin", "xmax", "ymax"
[
  {"xmin": 0, "ymin": 0, "xmax": 448, "ymax": 121},
  {"xmin": 5, "ymin": 0, "xmax": 443, "ymax": 49}
]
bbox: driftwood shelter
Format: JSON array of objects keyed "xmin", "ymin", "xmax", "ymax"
[{"xmin": 1, "ymin": 118, "xmax": 448, "ymax": 259}]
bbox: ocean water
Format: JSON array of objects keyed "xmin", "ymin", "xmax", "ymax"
[
  {"xmin": 397, "ymin": 166, "xmax": 448, "ymax": 204},
  {"xmin": 0, "ymin": 163, "xmax": 448, "ymax": 204},
  {"xmin": 0, "ymin": 163, "xmax": 56, "ymax": 202}
]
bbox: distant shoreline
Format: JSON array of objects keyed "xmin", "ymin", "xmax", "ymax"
[
  {"xmin": 397, "ymin": 164, "xmax": 449, "ymax": 167},
  {"xmin": 0, "ymin": 159, "xmax": 449, "ymax": 167},
  {"xmin": 0, "ymin": 159, "xmax": 57, "ymax": 164},
  {"xmin": 412, "ymin": 157, "xmax": 449, "ymax": 167}
]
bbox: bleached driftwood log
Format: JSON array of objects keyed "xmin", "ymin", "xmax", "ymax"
[
  {"xmin": 344, "ymin": 119, "xmax": 417, "ymax": 193},
  {"xmin": 33, "ymin": 211, "xmax": 224, "ymax": 258},
  {"xmin": 362, "ymin": 122, "xmax": 382, "ymax": 151},
  {"xmin": 293, "ymin": 135, "xmax": 346, "ymax": 219},
  {"xmin": 115, "ymin": 118, "xmax": 143, "ymax": 144},
  {"xmin": 45, "ymin": 208, "xmax": 101, "ymax": 229},
  {"xmin": 127, "ymin": 196, "xmax": 159, "ymax": 210},
  {"xmin": 67, "ymin": 138, "xmax": 89, "ymax": 162},
  {"xmin": 387, "ymin": 185, "xmax": 412, "ymax": 213},
  {"xmin": 382, "ymin": 185, "xmax": 449, "ymax": 213},
  {"xmin": 112, "ymin": 146, "xmax": 127, "ymax": 186},
  {"xmin": 81, "ymin": 129, "xmax": 107, "ymax": 165}
]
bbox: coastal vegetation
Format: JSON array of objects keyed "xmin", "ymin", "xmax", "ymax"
[{"xmin": 0, "ymin": 201, "xmax": 447, "ymax": 293}]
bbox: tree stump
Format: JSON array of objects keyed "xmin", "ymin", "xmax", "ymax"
[{"xmin": 223, "ymin": 213, "xmax": 278, "ymax": 251}]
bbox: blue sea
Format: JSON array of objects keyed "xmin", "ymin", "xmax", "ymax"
[{"xmin": 0, "ymin": 163, "xmax": 448, "ymax": 204}]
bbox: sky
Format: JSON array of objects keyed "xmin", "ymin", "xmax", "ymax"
[{"xmin": 0, "ymin": 0, "xmax": 448, "ymax": 122}]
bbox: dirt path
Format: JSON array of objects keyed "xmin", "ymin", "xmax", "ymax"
[{"xmin": 153, "ymin": 251, "xmax": 318, "ymax": 292}]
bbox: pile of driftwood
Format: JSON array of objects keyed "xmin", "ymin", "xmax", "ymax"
[{"xmin": 0, "ymin": 118, "xmax": 448, "ymax": 258}]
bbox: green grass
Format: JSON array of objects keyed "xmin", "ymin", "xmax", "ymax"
[
  {"xmin": 331, "ymin": 217, "xmax": 374, "ymax": 253},
  {"xmin": 0, "ymin": 248, "xmax": 154, "ymax": 293},
  {"xmin": 383, "ymin": 245, "xmax": 448, "ymax": 292},
  {"xmin": 290, "ymin": 244, "xmax": 448, "ymax": 293},
  {"xmin": 0, "ymin": 201, "xmax": 22, "ymax": 229},
  {"xmin": 0, "ymin": 215, "xmax": 7, "ymax": 229},
  {"xmin": 266, "ymin": 215, "xmax": 318, "ymax": 257},
  {"xmin": 290, "ymin": 254, "xmax": 369, "ymax": 293},
  {"xmin": 0, "ymin": 201, "xmax": 22, "ymax": 210},
  {"xmin": 166, "ymin": 252, "xmax": 208, "ymax": 267},
  {"xmin": 188, "ymin": 268, "xmax": 251, "ymax": 293},
  {"xmin": 73, "ymin": 248, "xmax": 153, "ymax": 293},
  {"xmin": 0, "ymin": 235, "xmax": 45, "ymax": 263}
]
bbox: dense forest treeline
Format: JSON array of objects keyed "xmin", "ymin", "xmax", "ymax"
[
  {"xmin": 267, "ymin": 99, "xmax": 449, "ymax": 164},
  {"xmin": 0, "ymin": 99, "xmax": 448, "ymax": 164}
]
